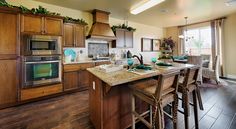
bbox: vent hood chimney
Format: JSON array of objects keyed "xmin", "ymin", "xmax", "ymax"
[{"xmin": 87, "ymin": 9, "xmax": 116, "ymax": 41}]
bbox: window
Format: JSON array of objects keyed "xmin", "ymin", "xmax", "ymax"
[{"xmin": 184, "ymin": 26, "xmax": 212, "ymax": 56}]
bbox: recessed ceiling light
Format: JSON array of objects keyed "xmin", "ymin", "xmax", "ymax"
[
  {"xmin": 130, "ymin": 0, "xmax": 165, "ymax": 15},
  {"xmin": 160, "ymin": 9, "xmax": 169, "ymax": 13},
  {"xmin": 225, "ymin": 0, "xmax": 236, "ymax": 6}
]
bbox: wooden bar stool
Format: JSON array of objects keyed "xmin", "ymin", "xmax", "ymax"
[
  {"xmin": 178, "ymin": 66, "xmax": 204, "ymax": 129},
  {"xmin": 129, "ymin": 70, "xmax": 180, "ymax": 129}
]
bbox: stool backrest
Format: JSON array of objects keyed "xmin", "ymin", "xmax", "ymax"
[
  {"xmin": 154, "ymin": 70, "xmax": 180, "ymax": 101},
  {"xmin": 183, "ymin": 66, "xmax": 200, "ymax": 87}
]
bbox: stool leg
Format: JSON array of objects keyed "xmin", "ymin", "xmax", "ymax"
[
  {"xmin": 172, "ymin": 95, "xmax": 178, "ymax": 129},
  {"xmin": 183, "ymin": 91, "xmax": 189, "ymax": 129},
  {"xmin": 193, "ymin": 90, "xmax": 199, "ymax": 129},
  {"xmin": 150, "ymin": 105, "xmax": 153, "ymax": 127},
  {"xmin": 132, "ymin": 94, "xmax": 136, "ymax": 129},
  {"xmin": 196, "ymin": 87, "xmax": 204, "ymax": 110}
]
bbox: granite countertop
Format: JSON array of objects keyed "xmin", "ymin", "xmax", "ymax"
[{"xmin": 87, "ymin": 63, "xmax": 195, "ymax": 86}]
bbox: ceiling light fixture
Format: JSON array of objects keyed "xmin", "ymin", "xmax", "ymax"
[
  {"xmin": 130, "ymin": 0, "xmax": 165, "ymax": 15},
  {"xmin": 179, "ymin": 17, "xmax": 194, "ymax": 41},
  {"xmin": 225, "ymin": 0, "xmax": 236, "ymax": 6}
]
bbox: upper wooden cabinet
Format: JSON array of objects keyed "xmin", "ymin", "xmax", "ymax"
[
  {"xmin": 63, "ymin": 23, "xmax": 85, "ymax": 48},
  {"xmin": 112, "ymin": 29, "xmax": 133, "ymax": 48},
  {"xmin": 0, "ymin": 12, "xmax": 19, "ymax": 56},
  {"xmin": 64, "ymin": 24, "xmax": 74, "ymax": 47},
  {"xmin": 21, "ymin": 14, "xmax": 63, "ymax": 36},
  {"xmin": 44, "ymin": 17, "xmax": 63, "ymax": 35}
]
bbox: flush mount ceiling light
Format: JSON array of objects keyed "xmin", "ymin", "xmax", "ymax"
[
  {"xmin": 130, "ymin": 0, "xmax": 165, "ymax": 15},
  {"xmin": 225, "ymin": 0, "xmax": 236, "ymax": 6}
]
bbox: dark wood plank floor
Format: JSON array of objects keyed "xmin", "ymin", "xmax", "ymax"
[{"xmin": 0, "ymin": 80, "xmax": 236, "ymax": 129}]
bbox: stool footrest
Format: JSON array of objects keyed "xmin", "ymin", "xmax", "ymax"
[{"xmin": 133, "ymin": 111, "xmax": 152, "ymax": 129}]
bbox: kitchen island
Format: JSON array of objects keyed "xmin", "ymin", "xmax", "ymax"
[{"xmin": 87, "ymin": 63, "xmax": 194, "ymax": 129}]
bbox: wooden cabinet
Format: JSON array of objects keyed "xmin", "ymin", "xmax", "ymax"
[
  {"xmin": 0, "ymin": 59, "xmax": 18, "ymax": 106},
  {"xmin": 64, "ymin": 71, "xmax": 79, "ymax": 91},
  {"xmin": 112, "ymin": 29, "xmax": 133, "ymax": 48},
  {"xmin": 63, "ymin": 23, "xmax": 85, "ymax": 47},
  {"xmin": 44, "ymin": 17, "xmax": 63, "ymax": 35},
  {"xmin": 78, "ymin": 70, "xmax": 90, "ymax": 88},
  {"xmin": 0, "ymin": 12, "xmax": 19, "ymax": 56},
  {"xmin": 125, "ymin": 31, "xmax": 133, "ymax": 48},
  {"xmin": 0, "ymin": 10, "xmax": 19, "ymax": 107},
  {"xmin": 21, "ymin": 14, "xmax": 63, "ymax": 35},
  {"xmin": 64, "ymin": 24, "xmax": 74, "ymax": 47},
  {"xmin": 21, "ymin": 83, "xmax": 63, "ymax": 101},
  {"xmin": 63, "ymin": 63, "xmax": 95, "ymax": 91},
  {"xmin": 95, "ymin": 61, "xmax": 111, "ymax": 66}
]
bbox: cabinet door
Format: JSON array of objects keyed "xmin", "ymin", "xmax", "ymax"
[
  {"xmin": 63, "ymin": 24, "xmax": 74, "ymax": 47},
  {"xmin": 0, "ymin": 12, "xmax": 18, "ymax": 55},
  {"xmin": 0, "ymin": 59, "xmax": 17, "ymax": 106},
  {"xmin": 74, "ymin": 25, "xmax": 85, "ymax": 47},
  {"xmin": 78, "ymin": 70, "xmax": 90, "ymax": 89},
  {"xmin": 114, "ymin": 29, "xmax": 125, "ymax": 48},
  {"xmin": 125, "ymin": 31, "xmax": 133, "ymax": 48},
  {"xmin": 21, "ymin": 14, "xmax": 43, "ymax": 34},
  {"xmin": 63, "ymin": 71, "xmax": 79, "ymax": 91},
  {"xmin": 44, "ymin": 17, "xmax": 63, "ymax": 35}
]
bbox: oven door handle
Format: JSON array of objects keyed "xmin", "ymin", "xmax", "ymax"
[{"xmin": 25, "ymin": 60, "xmax": 61, "ymax": 64}]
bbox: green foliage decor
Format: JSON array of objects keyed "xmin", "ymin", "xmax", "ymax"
[
  {"xmin": 0, "ymin": 1, "xmax": 17, "ymax": 8},
  {"xmin": 0, "ymin": 1, "xmax": 87, "ymax": 25},
  {"xmin": 111, "ymin": 23, "xmax": 136, "ymax": 32},
  {"xmin": 63, "ymin": 16, "xmax": 88, "ymax": 25}
]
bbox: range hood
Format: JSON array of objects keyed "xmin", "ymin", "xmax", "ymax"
[{"xmin": 87, "ymin": 9, "xmax": 116, "ymax": 41}]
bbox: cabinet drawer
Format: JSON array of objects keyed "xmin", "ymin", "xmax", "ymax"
[
  {"xmin": 79, "ymin": 63, "xmax": 95, "ymax": 70},
  {"xmin": 64, "ymin": 64, "xmax": 81, "ymax": 72},
  {"xmin": 21, "ymin": 83, "xmax": 62, "ymax": 101},
  {"xmin": 95, "ymin": 61, "xmax": 111, "ymax": 66},
  {"xmin": 64, "ymin": 63, "xmax": 95, "ymax": 72}
]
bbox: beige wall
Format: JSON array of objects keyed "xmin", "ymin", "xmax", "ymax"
[
  {"xmin": 164, "ymin": 27, "xmax": 179, "ymax": 55},
  {"xmin": 7, "ymin": 0, "xmax": 163, "ymax": 63},
  {"xmin": 223, "ymin": 12, "xmax": 236, "ymax": 78}
]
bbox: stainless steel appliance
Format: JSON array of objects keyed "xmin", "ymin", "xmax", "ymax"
[
  {"xmin": 22, "ymin": 35, "xmax": 62, "ymax": 56},
  {"xmin": 22, "ymin": 56, "xmax": 62, "ymax": 88}
]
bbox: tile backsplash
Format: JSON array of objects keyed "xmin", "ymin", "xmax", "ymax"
[
  {"xmin": 88, "ymin": 42, "xmax": 109, "ymax": 58},
  {"xmin": 63, "ymin": 39, "xmax": 160, "ymax": 64}
]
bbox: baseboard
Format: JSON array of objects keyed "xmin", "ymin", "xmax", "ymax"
[{"xmin": 220, "ymin": 75, "xmax": 236, "ymax": 81}]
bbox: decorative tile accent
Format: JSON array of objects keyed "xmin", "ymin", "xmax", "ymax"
[{"xmin": 88, "ymin": 43, "xmax": 109, "ymax": 58}]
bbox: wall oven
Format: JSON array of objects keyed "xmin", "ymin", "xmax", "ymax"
[
  {"xmin": 22, "ymin": 56, "xmax": 62, "ymax": 88},
  {"xmin": 22, "ymin": 35, "xmax": 62, "ymax": 56}
]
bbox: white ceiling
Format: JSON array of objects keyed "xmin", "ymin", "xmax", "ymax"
[{"xmin": 34, "ymin": 0, "xmax": 236, "ymax": 27}]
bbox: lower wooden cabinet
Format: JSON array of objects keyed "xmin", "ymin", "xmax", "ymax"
[
  {"xmin": 0, "ymin": 59, "xmax": 18, "ymax": 106},
  {"xmin": 78, "ymin": 70, "xmax": 90, "ymax": 88},
  {"xmin": 63, "ymin": 71, "xmax": 79, "ymax": 91},
  {"xmin": 21, "ymin": 83, "xmax": 63, "ymax": 101},
  {"xmin": 63, "ymin": 62, "xmax": 96, "ymax": 91}
]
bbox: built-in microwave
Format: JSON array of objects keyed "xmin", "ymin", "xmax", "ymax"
[
  {"xmin": 22, "ymin": 35, "xmax": 62, "ymax": 56},
  {"xmin": 21, "ymin": 56, "xmax": 62, "ymax": 88}
]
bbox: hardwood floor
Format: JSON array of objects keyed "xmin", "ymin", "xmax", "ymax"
[
  {"xmin": 0, "ymin": 81, "xmax": 236, "ymax": 129},
  {"xmin": 0, "ymin": 91, "xmax": 94, "ymax": 129}
]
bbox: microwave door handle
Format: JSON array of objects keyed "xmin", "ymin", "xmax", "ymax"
[{"xmin": 25, "ymin": 60, "xmax": 61, "ymax": 64}]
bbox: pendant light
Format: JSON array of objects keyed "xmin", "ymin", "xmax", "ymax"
[{"xmin": 179, "ymin": 17, "xmax": 193, "ymax": 41}]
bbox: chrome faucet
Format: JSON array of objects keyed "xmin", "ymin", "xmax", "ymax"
[{"xmin": 132, "ymin": 54, "xmax": 144, "ymax": 65}]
